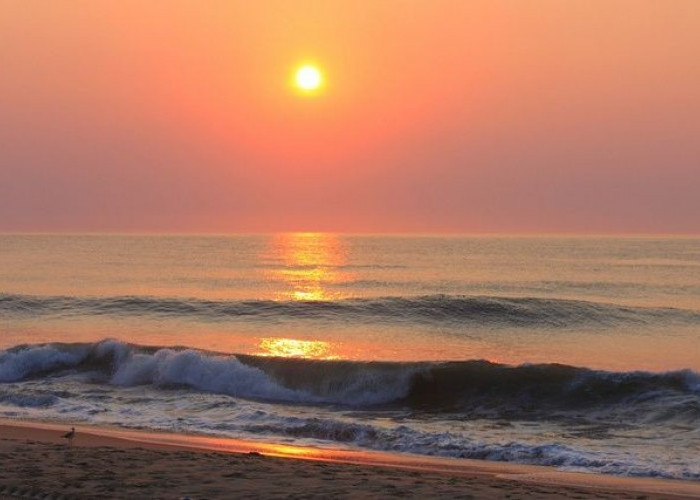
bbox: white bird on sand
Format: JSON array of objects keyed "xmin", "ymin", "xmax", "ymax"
[{"xmin": 62, "ymin": 427, "xmax": 75, "ymax": 446}]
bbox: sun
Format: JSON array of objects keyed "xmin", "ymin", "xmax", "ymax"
[{"xmin": 294, "ymin": 64, "xmax": 323, "ymax": 92}]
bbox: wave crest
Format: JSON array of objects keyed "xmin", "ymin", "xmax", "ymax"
[{"xmin": 1, "ymin": 340, "xmax": 698, "ymax": 423}]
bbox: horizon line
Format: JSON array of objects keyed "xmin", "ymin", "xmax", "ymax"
[{"xmin": 1, "ymin": 230, "xmax": 698, "ymax": 238}]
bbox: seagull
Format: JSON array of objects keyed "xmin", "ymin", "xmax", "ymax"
[{"xmin": 62, "ymin": 427, "xmax": 75, "ymax": 446}]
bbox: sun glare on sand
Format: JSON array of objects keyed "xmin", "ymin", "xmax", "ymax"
[{"xmin": 294, "ymin": 64, "xmax": 323, "ymax": 93}]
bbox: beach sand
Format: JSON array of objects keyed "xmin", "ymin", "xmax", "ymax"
[{"xmin": 0, "ymin": 420, "xmax": 698, "ymax": 499}]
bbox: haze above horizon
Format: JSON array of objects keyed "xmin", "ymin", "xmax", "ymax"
[{"xmin": 1, "ymin": 1, "xmax": 698, "ymax": 234}]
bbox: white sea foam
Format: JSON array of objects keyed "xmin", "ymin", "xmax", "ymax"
[
  {"xmin": 0, "ymin": 344, "xmax": 90, "ymax": 382},
  {"xmin": 110, "ymin": 348, "xmax": 305, "ymax": 402}
]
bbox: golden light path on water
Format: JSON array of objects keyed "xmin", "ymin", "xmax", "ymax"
[
  {"xmin": 264, "ymin": 232, "xmax": 351, "ymax": 302},
  {"xmin": 256, "ymin": 233, "xmax": 351, "ymax": 358},
  {"xmin": 255, "ymin": 233, "xmax": 503, "ymax": 361}
]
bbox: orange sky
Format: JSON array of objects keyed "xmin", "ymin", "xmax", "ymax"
[{"xmin": 1, "ymin": 1, "xmax": 699, "ymax": 233}]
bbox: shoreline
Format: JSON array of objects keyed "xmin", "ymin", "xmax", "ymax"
[{"xmin": 1, "ymin": 418, "xmax": 698, "ymax": 499}]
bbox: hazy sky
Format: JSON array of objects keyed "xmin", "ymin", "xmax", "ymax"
[{"xmin": 1, "ymin": 1, "xmax": 699, "ymax": 233}]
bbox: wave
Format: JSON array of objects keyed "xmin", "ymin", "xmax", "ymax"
[
  {"xmin": 2, "ymin": 293, "xmax": 698, "ymax": 328},
  {"xmin": 1, "ymin": 340, "xmax": 698, "ymax": 423}
]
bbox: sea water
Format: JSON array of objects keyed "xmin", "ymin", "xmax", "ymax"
[{"xmin": 1, "ymin": 234, "xmax": 698, "ymax": 479}]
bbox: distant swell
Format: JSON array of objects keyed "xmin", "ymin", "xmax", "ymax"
[
  {"xmin": 1, "ymin": 340, "xmax": 698, "ymax": 423},
  {"xmin": 1, "ymin": 293, "xmax": 698, "ymax": 328}
]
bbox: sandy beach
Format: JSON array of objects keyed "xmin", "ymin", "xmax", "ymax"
[{"xmin": 0, "ymin": 420, "xmax": 698, "ymax": 499}]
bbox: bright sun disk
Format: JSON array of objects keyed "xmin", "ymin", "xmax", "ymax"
[{"xmin": 295, "ymin": 65, "xmax": 323, "ymax": 91}]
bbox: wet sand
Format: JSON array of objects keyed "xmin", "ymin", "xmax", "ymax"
[{"xmin": 0, "ymin": 420, "xmax": 698, "ymax": 499}]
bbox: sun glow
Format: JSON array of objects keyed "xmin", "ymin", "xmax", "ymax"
[{"xmin": 294, "ymin": 64, "xmax": 323, "ymax": 92}]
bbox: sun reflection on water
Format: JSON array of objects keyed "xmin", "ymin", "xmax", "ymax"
[
  {"xmin": 263, "ymin": 232, "xmax": 351, "ymax": 301},
  {"xmin": 258, "ymin": 337, "xmax": 339, "ymax": 359}
]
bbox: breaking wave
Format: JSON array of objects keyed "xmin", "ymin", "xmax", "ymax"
[{"xmin": 1, "ymin": 340, "xmax": 698, "ymax": 422}]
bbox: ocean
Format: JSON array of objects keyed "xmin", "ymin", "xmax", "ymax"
[{"xmin": 1, "ymin": 234, "xmax": 699, "ymax": 479}]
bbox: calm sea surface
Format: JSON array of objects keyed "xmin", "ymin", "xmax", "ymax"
[{"xmin": 1, "ymin": 234, "xmax": 699, "ymax": 479}]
